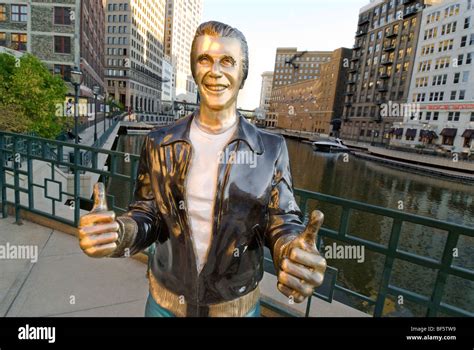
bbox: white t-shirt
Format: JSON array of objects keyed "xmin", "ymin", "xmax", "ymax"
[{"xmin": 186, "ymin": 117, "xmax": 237, "ymax": 273}]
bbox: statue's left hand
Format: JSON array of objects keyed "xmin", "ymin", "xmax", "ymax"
[{"xmin": 277, "ymin": 210, "xmax": 327, "ymax": 303}]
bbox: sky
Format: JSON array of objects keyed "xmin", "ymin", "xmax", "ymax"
[{"xmin": 202, "ymin": 0, "xmax": 369, "ymax": 110}]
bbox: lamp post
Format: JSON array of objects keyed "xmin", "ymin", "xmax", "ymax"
[
  {"xmin": 92, "ymin": 85, "xmax": 100, "ymax": 142},
  {"xmin": 70, "ymin": 67, "xmax": 83, "ymax": 144},
  {"xmin": 103, "ymin": 92, "xmax": 107, "ymax": 133}
]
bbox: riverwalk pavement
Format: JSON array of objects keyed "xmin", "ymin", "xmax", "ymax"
[{"xmin": 0, "ymin": 218, "xmax": 369, "ymax": 317}]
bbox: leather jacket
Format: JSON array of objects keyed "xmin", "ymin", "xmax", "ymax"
[{"xmin": 119, "ymin": 110, "xmax": 305, "ymax": 315}]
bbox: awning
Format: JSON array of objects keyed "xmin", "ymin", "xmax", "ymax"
[
  {"xmin": 461, "ymin": 129, "xmax": 474, "ymax": 138},
  {"xmin": 440, "ymin": 128, "xmax": 457, "ymax": 137},
  {"xmin": 405, "ymin": 128, "xmax": 417, "ymax": 138},
  {"xmin": 394, "ymin": 128, "xmax": 403, "ymax": 136},
  {"xmin": 419, "ymin": 130, "xmax": 437, "ymax": 138}
]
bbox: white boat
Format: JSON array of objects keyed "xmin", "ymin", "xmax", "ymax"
[{"xmin": 312, "ymin": 138, "xmax": 349, "ymax": 153}]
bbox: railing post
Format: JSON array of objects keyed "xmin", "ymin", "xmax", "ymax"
[
  {"xmin": 427, "ymin": 231, "xmax": 459, "ymax": 316},
  {"xmin": 373, "ymin": 219, "xmax": 403, "ymax": 316},
  {"xmin": 13, "ymin": 136, "xmax": 22, "ymax": 225},
  {"xmin": 0, "ymin": 134, "xmax": 6, "ymax": 218},
  {"xmin": 73, "ymin": 145, "xmax": 81, "ymax": 226}
]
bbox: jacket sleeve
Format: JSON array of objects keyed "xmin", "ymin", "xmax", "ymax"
[
  {"xmin": 115, "ymin": 135, "xmax": 160, "ymax": 256},
  {"xmin": 264, "ymin": 136, "xmax": 305, "ymax": 259}
]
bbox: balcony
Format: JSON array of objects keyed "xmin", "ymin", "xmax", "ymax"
[
  {"xmin": 377, "ymin": 85, "xmax": 388, "ymax": 92},
  {"xmin": 403, "ymin": 0, "xmax": 415, "ymax": 4},
  {"xmin": 345, "ymin": 102, "xmax": 352, "ymax": 107},
  {"xmin": 347, "ymin": 79, "xmax": 356, "ymax": 85},
  {"xmin": 380, "ymin": 73, "xmax": 390, "ymax": 79},
  {"xmin": 376, "ymin": 99, "xmax": 387, "ymax": 105},
  {"xmin": 403, "ymin": 6, "xmax": 420, "ymax": 18},
  {"xmin": 386, "ymin": 31, "xmax": 398, "ymax": 38},
  {"xmin": 358, "ymin": 16, "xmax": 370, "ymax": 25},
  {"xmin": 345, "ymin": 91, "xmax": 354, "ymax": 96},
  {"xmin": 353, "ymin": 43, "xmax": 362, "ymax": 50},
  {"xmin": 381, "ymin": 58, "xmax": 393, "ymax": 66},
  {"xmin": 351, "ymin": 56, "xmax": 360, "ymax": 62},
  {"xmin": 348, "ymin": 67, "xmax": 358, "ymax": 73},
  {"xmin": 355, "ymin": 29, "xmax": 368, "ymax": 37},
  {"xmin": 383, "ymin": 45, "xmax": 395, "ymax": 52}
]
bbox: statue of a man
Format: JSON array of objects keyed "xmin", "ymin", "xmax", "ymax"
[{"xmin": 78, "ymin": 21, "xmax": 326, "ymax": 317}]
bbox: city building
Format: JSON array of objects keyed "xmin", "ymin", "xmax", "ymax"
[
  {"xmin": 0, "ymin": 0, "xmax": 106, "ymax": 108},
  {"xmin": 161, "ymin": 54, "xmax": 176, "ymax": 111},
  {"xmin": 341, "ymin": 0, "xmax": 442, "ymax": 144},
  {"xmin": 272, "ymin": 47, "xmax": 333, "ymax": 88},
  {"xmin": 164, "ymin": 0, "xmax": 203, "ymax": 103},
  {"xmin": 105, "ymin": 0, "xmax": 166, "ymax": 118},
  {"xmin": 392, "ymin": 0, "xmax": 474, "ymax": 155},
  {"xmin": 258, "ymin": 71, "xmax": 274, "ymax": 127},
  {"xmin": 270, "ymin": 48, "xmax": 352, "ymax": 135}
]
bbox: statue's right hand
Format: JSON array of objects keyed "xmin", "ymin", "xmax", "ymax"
[{"xmin": 78, "ymin": 182, "xmax": 120, "ymax": 258}]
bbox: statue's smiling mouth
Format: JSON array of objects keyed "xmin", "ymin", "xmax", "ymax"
[{"xmin": 204, "ymin": 84, "xmax": 229, "ymax": 92}]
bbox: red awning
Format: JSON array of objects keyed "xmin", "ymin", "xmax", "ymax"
[
  {"xmin": 461, "ymin": 129, "xmax": 474, "ymax": 138},
  {"xmin": 440, "ymin": 128, "xmax": 457, "ymax": 137}
]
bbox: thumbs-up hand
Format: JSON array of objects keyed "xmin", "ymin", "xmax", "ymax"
[
  {"xmin": 78, "ymin": 182, "xmax": 120, "ymax": 258},
  {"xmin": 277, "ymin": 210, "xmax": 327, "ymax": 303}
]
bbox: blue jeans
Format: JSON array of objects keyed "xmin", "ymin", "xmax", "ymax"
[{"xmin": 145, "ymin": 293, "xmax": 261, "ymax": 317}]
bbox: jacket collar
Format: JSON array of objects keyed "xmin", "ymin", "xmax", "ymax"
[{"xmin": 161, "ymin": 109, "xmax": 264, "ymax": 154}]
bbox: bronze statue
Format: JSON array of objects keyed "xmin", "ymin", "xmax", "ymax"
[{"xmin": 78, "ymin": 21, "xmax": 326, "ymax": 317}]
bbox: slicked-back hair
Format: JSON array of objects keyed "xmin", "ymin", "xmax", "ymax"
[{"xmin": 190, "ymin": 21, "xmax": 249, "ymax": 89}]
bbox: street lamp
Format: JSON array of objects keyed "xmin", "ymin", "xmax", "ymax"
[
  {"xmin": 70, "ymin": 67, "xmax": 83, "ymax": 144},
  {"xmin": 103, "ymin": 92, "xmax": 107, "ymax": 133},
  {"xmin": 92, "ymin": 85, "xmax": 100, "ymax": 142}
]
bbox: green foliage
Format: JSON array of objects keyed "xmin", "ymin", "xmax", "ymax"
[{"xmin": 0, "ymin": 53, "xmax": 67, "ymax": 138}]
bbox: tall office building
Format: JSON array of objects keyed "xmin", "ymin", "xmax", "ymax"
[
  {"xmin": 259, "ymin": 71, "xmax": 274, "ymax": 127},
  {"xmin": 272, "ymin": 48, "xmax": 333, "ymax": 88},
  {"xmin": 0, "ymin": 0, "xmax": 106, "ymax": 104},
  {"xmin": 341, "ymin": 0, "xmax": 441, "ymax": 144},
  {"xmin": 164, "ymin": 0, "xmax": 203, "ymax": 103},
  {"xmin": 270, "ymin": 48, "xmax": 352, "ymax": 135},
  {"xmin": 393, "ymin": 0, "xmax": 474, "ymax": 153},
  {"xmin": 105, "ymin": 0, "xmax": 166, "ymax": 116}
]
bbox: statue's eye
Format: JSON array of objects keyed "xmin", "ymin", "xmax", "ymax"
[
  {"xmin": 198, "ymin": 56, "xmax": 211, "ymax": 64},
  {"xmin": 221, "ymin": 57, "xmax": 235, "ymax": 67}
]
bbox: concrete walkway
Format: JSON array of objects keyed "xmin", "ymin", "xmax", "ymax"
[
  {"xmin": 0, "ymin": 219, "xmax": 148, "ymax": 317},
  {"xmin": 0, "ymin": 218, "xmax": 369, "ymax": 317}
]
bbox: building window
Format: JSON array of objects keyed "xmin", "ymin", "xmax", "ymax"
[
  {"xmin": 54, "ymin": 7, "xmax": 71, "ymax": 25},
  {"xmin": 461, "ymin": 36, "xmax": 467, "ymax": 47},
  {"xmin": 433, "ymin": 112, "xmax": 439, "ymax": 121},
  {"xmin": 54, "ymin": 36, "xmax": 71, "ymax": 54},
  {"xmin": 11, "ymin": 4, "xmax": 27, "ymax": 22},
  {"xmin": 471, "ymin": 112, "xmax": 474, "ymax": 122},
  {"xmin": 465, "ymin": 17, "xmax": 471, "ymax": 29},
  {"xmin": 0, "ymin": 5, "xmax": 6, "ymax": 21},
  {"xmin": 459, "ymin": 90, "xmax": 465, "ymax": 100},
  {"xmin": 11, "ymin": 33, "xmax": 27, "ymax": 51},
  {"xmin": 450, "ymin": 90, "xmax": 457, "ymax": 100},
  {"xmin": 454, "ymin": 72, "xmax": 460, "ymax": 84},
  {"xmin": 53, "ymin": 65, "xmax": 71, "ymax": 81}
]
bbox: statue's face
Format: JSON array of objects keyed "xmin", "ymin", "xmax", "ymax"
[{"xmin": 193, "ymin": 35, "xmax": 244, "ymax": 111}]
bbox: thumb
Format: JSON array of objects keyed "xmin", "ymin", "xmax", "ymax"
[
  {"xmin": 299, "ymin": 210, "xmax": 324, "ymax": 246},
  {"xmin": 91, "ymin": 182, "xmax": 108, "ymax": 212}
]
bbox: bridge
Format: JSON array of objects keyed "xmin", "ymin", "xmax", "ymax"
[{"xmin": 0, "ymin": 125, "xmax": 472, "ymax": 317}]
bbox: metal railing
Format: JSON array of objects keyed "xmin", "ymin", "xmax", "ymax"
[{"xmin": 0, "ymin": 130, "xmax": 472, "ymax": 317}]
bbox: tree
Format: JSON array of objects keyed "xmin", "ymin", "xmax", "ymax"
[{"xmin": 0, "ymin": 53, "xmax": 67, "ymax": 139}]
